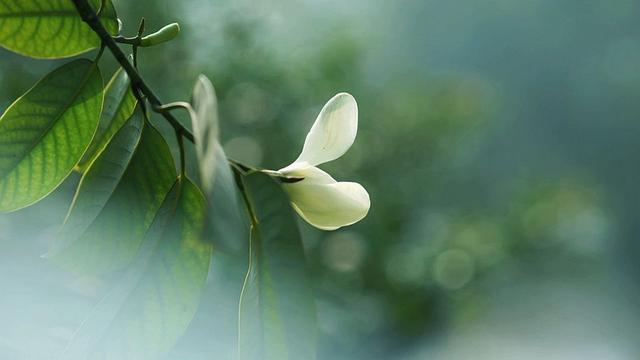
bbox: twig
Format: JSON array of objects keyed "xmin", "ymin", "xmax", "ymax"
[{"xmin": 71, "ymin": 0, "xmax": 194, "ymax": 143}]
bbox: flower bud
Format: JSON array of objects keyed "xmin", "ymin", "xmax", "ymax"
[{"xmin": 140, "ymin": 23, "xmax": 180, "ymax": 47}]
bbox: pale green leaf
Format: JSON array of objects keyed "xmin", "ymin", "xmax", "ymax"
[
  {"xmin": 77, "ymin": 67, "xmax": 137, "ymax": 172},
  {"xmin": 0, "ymin": 59, "xmax": 103, "ymax": 212},
  {"xmin": 48, "ymin": 121, "xmax": 177, "ymax": 274},
  {"xmin": 0, "ymin": 0, "xmax": 119, "ymax": 59},
  {"xmin": 62, "ymin": 178, "xmax": 212, "ymax": 360},
  {"xmin": 238, "ymin": 172, "xmax": 317, "ymax": 360},
  {"xmin": 192, "ymin": 74, "xmax": 219, "ymax": 175},
  {"xmin": 191, "ymin": 75, "xmax": 246, "ymax": 253}
]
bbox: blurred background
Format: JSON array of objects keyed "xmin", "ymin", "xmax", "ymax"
[{"xmin": 2, "ymin": 0, "xmax": 640, "ymax": 359}]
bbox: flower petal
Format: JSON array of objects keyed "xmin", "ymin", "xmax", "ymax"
[
  {"xmin": 282, "ymin": 166, "xmax": 370, "ymax": 230},
  {"xmin": 284, "ymin": 92, "xmax": 358, "ymax": 170}
]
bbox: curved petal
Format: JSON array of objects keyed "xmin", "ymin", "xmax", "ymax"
[
  {"xmin": 281, "ymin": 166, "xmax": 370, "ymax": 230},
  {"xmin": 283, "ymin": 93, "xmax": 358, "ymax": 171}
]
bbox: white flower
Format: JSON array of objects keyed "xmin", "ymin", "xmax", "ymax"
[{"xmin": 272, "ymin": 93, "xmax": 370, "ymax": 230}]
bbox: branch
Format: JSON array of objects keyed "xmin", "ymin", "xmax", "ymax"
[{"xmin": 71, "ymin": 0, "xmax": 194, "ymax": 143}]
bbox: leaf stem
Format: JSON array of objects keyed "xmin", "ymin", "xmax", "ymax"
[
  {"xmin": 231, "ymin": 167, "xmax": 258, "ymax": 226},
  {"xmin": 153, "ymin": 101, "xmax": 193, "ymax": 114},
  {"xmin": 132, "ymin": 18, "xmax": 145, "ymax": 68},
  {"xmin": 94, "ymin": 42, "xmax": 106, "ymax": 62},
  {"xmin": 176, "ymin": 129, "xmax": 186, "ymax": 177},
  {"xmin": 96, "ymin": 0, "xmax": 106, "ymax": 17},
  {"xmin": 71, "ymin": 0, "xmax": 194, "ymax": 143}
]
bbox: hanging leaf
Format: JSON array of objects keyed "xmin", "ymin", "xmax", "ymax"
[
  {"xmin": 190, "ymin": 75, "xmax": 246, "ymax": 253},
  {"xmin": 62, "ymin": 178, "xmax": 213, "ymax": 360},
  {"xmin": 0, "ymin": 59, "xmax": 103, "ymax": 213},
  {"xmin": 77, "ymin": 68, "xmax": 137, "ymax": 172},
  {"xmin": 50, "ymin": 108, "xmax": 144, "ymax": 257},
  {"xmin": 167, "ymin": 250, "xmax": 248, "ymax": 359},
  {"xmin": 48, "ymin": 121, "xmax": 177, "ymax": 274},
  {"xmin": 0, "ymin": 0, "xmax": 118, "ymax": 59},
  {"xmin": 170, "ymin": 76, "xmax": 250, "ymax": 360},
  {"xmin": 191, "ymin": 75, "xmax": 220, "ymax": 185},
  {"xmin": 238, "ymin": 172, "xmax": 317, "ymax": 360}
]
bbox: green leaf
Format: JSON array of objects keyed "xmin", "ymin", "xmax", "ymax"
[
  {"xmin": 191, "ymin": 75, "xmax": 246, "ymax": 253},
  {"xmin": 77, "ymin": 67, "xmax": 137, "ymax": 172},
  {"xmin": 0, "ymin": 59, "xmax": 103, "ymax": 212},
  {"xmin": 48, "ymin": 120, "xmax": 177, "ymax": 274},
  {"xmin": 238, "ymin": 172, "xmax": 317, "ymax": 360},
  {"xmin": 168, "ymin": 250, "xmax": 248, "ymax": 359},
  {"xmin": 204, "ymin": 141, "xmax": 246, "ymax": 252},
  {"xmin": 0, "ymin": 0, "xmax": 118, "ymax": 59},
  {"xmin": 62, "ymin": 178, "xmax": 213, "ymax": 360},
  {"xmin": 49, "ymin": 108, "xmax": 144, "ymax": 258}
]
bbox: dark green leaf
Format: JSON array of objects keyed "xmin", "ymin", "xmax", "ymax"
[
  {"xmin": 62, "ymin": 178, "xmax": 212, "ymax": 360},
  {"xmin": 77, "ymin": 67, "xmax": 137, "ymax": 172},
  {"xmin": 0, "ymin": 0, "xmax": 118, "ymax": 59},
  {"xmin": 191, "ymin": 75, "xmax": 246, "ymax": 253},
  {"xmin": 49, "ymin": 108, "xmax": 143, "ymax": 258},
  {"xmin": 0, "ymin": 59, "xmax": 103, "ymax": 212},
  {"xmin": 238, "ymin": 172, "xmax": 317, "ymax": 360},
  {"xmin": 48, "ymin": 121, "xmax": 177, "ymax": 274}
]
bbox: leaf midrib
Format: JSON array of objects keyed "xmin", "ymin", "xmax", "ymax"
[{"xmin": 92, "ymin": 89, "xmax": 136, "ymax": 158}]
